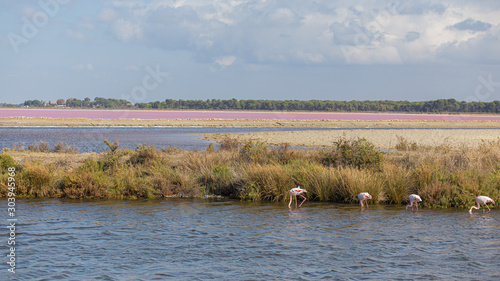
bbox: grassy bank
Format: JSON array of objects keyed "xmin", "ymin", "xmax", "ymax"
[{"xmin": 1, "ymin": 137, "xmax": 499, "ymax": 209}]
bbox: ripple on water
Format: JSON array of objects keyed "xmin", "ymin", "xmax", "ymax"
[{"xmin": 10, "ymin": 199, "xmax": 500, "ymax": 280}]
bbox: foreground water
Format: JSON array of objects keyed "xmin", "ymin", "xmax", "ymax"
[{"xmin": 6, "ymin": 199, "xmax": 499, "ymax": 280}]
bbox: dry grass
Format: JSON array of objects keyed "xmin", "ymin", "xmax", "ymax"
[{"xmin": 1, "ymin": 137, "xmax": 499, "ymax": 209}]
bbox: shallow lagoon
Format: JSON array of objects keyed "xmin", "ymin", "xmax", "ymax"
[
  {"xmin": 0, "ymin": 127, "xmax": 338, "ymax": 152},
  {"xmin": 8, "ymin": 199, "xmax": 500, "ymax": 280}
]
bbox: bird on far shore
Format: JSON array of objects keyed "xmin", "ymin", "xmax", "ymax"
[
  {"xmin": 406, "ymin": 194, "xmax": 422, "ymax": 211},
  {"xmin": 358, "ymin": 192, "xmax": 372, "ymax": 210},
  {"xmin": 289, "ymin": 186, "xmax": 307, "ymax": 208},
  {"xmin": 469, "ymin": 196, "xmax": 495, "ymax": 214}
]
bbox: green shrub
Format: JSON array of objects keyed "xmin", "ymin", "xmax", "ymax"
[
  {"xmin": 53, "ymin": 141, "xmax": 79, "ymax": 153},
  {"xmin": 58, "ymin": 169, "xmax": 110, "ymax": 199},
  {"xmin": 18, "ymin": 162, "xmax": 54, "ymax": 197},
  {"xmin": 242, "ymin": 164, "xmax": 293, "ymax": 202},
  {"xmin": 240, "ymin": 139, "xmax": 268, "ymax": 163},
  {"xmin": 104, "ymin": 140, "xmax": 120, "ymax": 153},
  {"xmin": 129, "ymin": 144, "xmax": 158, "ymax": 165},
  {"xmin": 395, "ymin": 135, "xmax": 418, "ymax": 151},
  {"xmin": 219, "ymin": 136, "xmax": 241, "ymax": 151},
  {"xmin": 322, "ymin": 137, "xmax": 382, "ymax": 170},
  {"xmin": 203, "ymin": 164, "xmax": 237, "ymax": 197},
  {"xmin": 28, "ymin": 141, "xmax": 50, "ymax": 152},
  {"xmin": 0, "ymin": 154, "xmax": 17, "ymax": 171}
]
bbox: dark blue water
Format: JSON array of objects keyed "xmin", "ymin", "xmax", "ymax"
[
  {"xmin": 0, "ymin": 127, "xmax": 339, "ymax": 153},
  {"xmin": 5, "ymin": 199, "xmax": 500, "ymax": 280},
  {"xmin": 2, "ymin": 127, "xmax": 498, "ymax": 153}
]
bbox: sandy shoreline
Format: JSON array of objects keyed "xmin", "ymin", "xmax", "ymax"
[
  {"xmin": 2, "ymin": 116, "xmax": 500, "ymax": 128},
  {"xmin": 202, "ymin": 129, "xmax": 500, "ymax": 149},
  {"xmin": 2, "ymin": 116, "xmax": 500, "ymax": 148}
]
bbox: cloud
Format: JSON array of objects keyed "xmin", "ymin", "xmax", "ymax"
[
  {"xmin": 79, "ymin": 22, "xmax": 95, "ymax": 30},
  {"xmin": 66, "ymin": 29, "xmax": 86, "ymax": 40},
  {"xmin": 448, "ymin": 18, "xmax": 492, "ymax": 32},
  {"xmin": 437, "ymin": 25, "xmax": 500, "ymax": 63},
  {"xmin": 398, "ymin": 2, "xmax": 446, "ymax": 15},
  {"xmin": 99, "ymin": 8, "xmax": 116, "ymax": 22},
  {"xmin": 72, "ymin": 64, "xmax": 94, "ymax": 71},
  {"xmin": 112, "ymin": 18, "xmax": 142, "ymax": 42},
  {"xmin": 124, "ymin": 65, "xmax": 140, "ymax": 71},
  {"xmin": 95, "ymin": 0, "xmax": 500, "ymax": 65},
  {"xmin": 215, "ymin": 55, "xmax": 237, "ymax": 66}
]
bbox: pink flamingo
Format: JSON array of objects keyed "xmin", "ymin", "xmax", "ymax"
[
  {"xmin": 358, "ymin": 192, "xmax": 372, "ymax": 210},
  {"xmin": 289, "ymin": 186, "xmax": 307, "ymax": 208},
  {"xmin": 469, "ymin": 196, "xmax": 495, "ymax": 214},
  {"xmin": 406, "ymin": 194, "xmax": 422, "ymax": 211}
]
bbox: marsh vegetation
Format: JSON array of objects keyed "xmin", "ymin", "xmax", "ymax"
[{"xmin": 1, "ymin": 137, "xmax": 499, "ymax": 209}]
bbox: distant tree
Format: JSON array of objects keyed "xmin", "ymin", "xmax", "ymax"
[
  {"xmin": 82, "ymin": 97, "xmax": 91, "ymax": 107},
  {"xmin": 66, "ymin": 98, "xmax": 83, "ymax": 107},
  {"xmin": 56, "ymin": 99, "xmax": 65, "ymax": 105},
  {"xmin": 24, "ymin": 100, "xmax": 42, "ymax": 107}
]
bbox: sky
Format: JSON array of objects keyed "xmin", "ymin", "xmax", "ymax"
[{"xmin": 1, "ymin": 0, "xmax": 500, "ymax": 105}]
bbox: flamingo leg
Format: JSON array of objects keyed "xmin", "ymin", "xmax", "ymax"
[
  {"xmin": 366, "ymin": 200, "xmax": 369, "ymax": 209},
  {"xmin": 295, "ymin": 195, "xmax": 298, "ymax": 208},
  {"xmin": 360, "ymin": 200, "xmax": 364, "ymax": 209},
  {"xmin": 288, "ymin": 195, "xmax": 293, "ymax": 208},
  {"xmin": 415, "ymin": 202, "xmax": 418, "ymax": 211},
  {"xmin": 486, "ymin": 204, "xmax": 491, "ymax": 213},
  {"xmin": 299, "ymin": 194, "xmax": 307, "ymax": 207}
]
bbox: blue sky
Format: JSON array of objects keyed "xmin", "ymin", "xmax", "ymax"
[{"xmin": 1, "ymin": 0, "xmax": 500, "ymax": 104}]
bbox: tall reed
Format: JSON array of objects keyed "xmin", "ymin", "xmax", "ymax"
[
  {"xmin": 1, "ymin": 137, "xmax": 499, "ymax": 210},
  {"xmin": 334, "ymin": 166, "xmax": 384, "ymax": 204}
]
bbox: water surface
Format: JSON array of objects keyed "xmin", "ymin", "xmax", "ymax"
[
  {"xmin": 2, "ymin": 127, "xmax": 498, "ymax": 153},
  {"xmin": 0, "ymin": 127, "xmax": 336, "ymax": 152},
  {"xmin": 8, "ymin": 199, "xmax": 500, "ymax": 280}
]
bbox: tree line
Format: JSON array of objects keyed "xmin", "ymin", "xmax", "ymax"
[{"xmin": 17, "ymin": 97, "xmax": 500, "ymax": 113}]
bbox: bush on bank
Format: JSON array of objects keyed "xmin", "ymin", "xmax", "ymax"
[{"xmin": 0, "ymin": 138, "xmax": 499, "ymax": 209}]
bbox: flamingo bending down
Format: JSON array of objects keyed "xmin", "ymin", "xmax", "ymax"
[
  {"xmin": 358, "ymin": 192, "xmax": 372, "ymax": 210},
  {"xmin": 406, "ymin": 194, "xmax": 422, "ymax": 211},
  {"xmin": 289, "ymin": 186, "xmax": 307, "ymax": 208},
  {"xmin": 469, "ymin": 196, "xmax": 495, "ymax": 214}
]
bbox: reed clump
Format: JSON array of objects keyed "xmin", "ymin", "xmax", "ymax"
[
  {"xmin": 0, "ymin": 137, "xmax": 499, "ymax": 210},
  {"xmin": 4, "ymin": 141, "xmax": 79, "ymax": 154}
]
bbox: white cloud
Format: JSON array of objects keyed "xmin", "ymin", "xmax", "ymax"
[
  {"xmin": 437, "ymin": 25, "xmax": 500, "ymax": 63},
  {"xmin": 99, "ymin": 8, "xmax": 116, "ymax": 22},
  {"xmin": 72, "ymin": 64, "xmax": 94, "ymax": 71},
  {"xmin": 215, "ymin": 55, "xmax": 237, "ymax": 66},
  {"xmin": 79, "ymin": 22, "xmax": 95, "ymax": 30},
  {"xmin": 95, "ymin": 0, "xmax": 500, "ymax": 65},
  {"xmin": 112, "ymin": 18, "xmax": 142, "ymax": 42},
  {"xmin": 66, "ymin": 29, "xmax": 86, "ymax": 41},
  {"xmin": 124, "ymin": 65, "xmax": 140, "ymax": 71}
]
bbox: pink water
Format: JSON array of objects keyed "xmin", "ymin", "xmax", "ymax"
[{"xmin": 2, "ymin": 108, "xmax": 500, "ymax": 121}]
